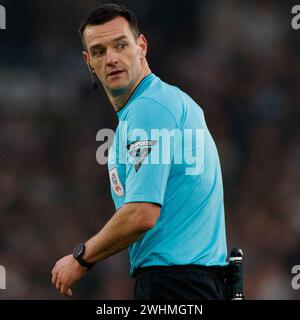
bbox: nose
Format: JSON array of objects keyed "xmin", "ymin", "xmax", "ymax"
[{"xmin": 106, "ymin": 48, "xmax": 118, "ymax": 65}]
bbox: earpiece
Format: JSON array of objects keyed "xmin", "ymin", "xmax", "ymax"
[{"xmin": 88, "ymin": 64, "xmax": 99, "ymax": 90}]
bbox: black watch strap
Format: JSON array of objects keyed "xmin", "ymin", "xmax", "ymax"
[{"xmin": 72, "ymin": 243, "xmax": 95, "ymax": 270}]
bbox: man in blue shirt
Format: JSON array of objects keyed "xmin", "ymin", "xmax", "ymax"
[{"xmin": 52, "ymin": 3, "xmax": 228, "ymax": 300}]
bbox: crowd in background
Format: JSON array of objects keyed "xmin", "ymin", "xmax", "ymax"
[{"xmin": 0, "ymin": 0, "xmax": 300, "ymax": 299}]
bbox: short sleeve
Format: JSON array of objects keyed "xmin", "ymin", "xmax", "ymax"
[{"xmin": 123, "ymin": 97, "xmax": 178, "ymax": 206}]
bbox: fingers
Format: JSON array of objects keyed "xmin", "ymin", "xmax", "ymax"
[
  {"xmin": 52, "ymin": 270, "xmax": 72, "ymax": 298},
  {"xmin": 51, "ymin": 264, "xmax": 57, "ymax": 284},
  {"xmin": 67, "ymin": 288, "xmax": 73, "ymax": 297},
  {"xmin": 51, "ymin": 264, "xmax": 56, "ymax": 276},
  {"xmin": 55, "ymin": 280, "xmax": 61, "ymax": 290},
  {"xmin": 61, "ymin": 284, "xmax": 72, "ymax": 297},
  {"xmin": 52, "ymin": 272, "xmax": 57, "ymax": 285},
  {"xmin": 53, "ymin": 268, "xmax": 62, "ymax": 291},
  {"xmin": 51, "ymin": 256, "xmax": 78, "ymax": 298},
  {"xmin": 54, "ymin": 279, "xmax": 72, "ymax": 298}
]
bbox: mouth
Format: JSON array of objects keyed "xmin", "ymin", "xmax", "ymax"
[{"xmin": 107, "ymin": 70, "xmax": 125, "ymax": 78}]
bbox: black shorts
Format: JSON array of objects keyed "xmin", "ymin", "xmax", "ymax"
[{"xmin": 133, "ymin": 265, "xmax": 229, "ymax": 300}]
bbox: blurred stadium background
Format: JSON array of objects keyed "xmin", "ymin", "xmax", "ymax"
[{"xmin": 0, "ymin": 0, "xmax": 300, "ymax": 299}]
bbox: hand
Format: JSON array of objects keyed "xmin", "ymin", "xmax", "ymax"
[{"xmin": 51, "ymin": 254, "xmax": 88, "ymax": 297}]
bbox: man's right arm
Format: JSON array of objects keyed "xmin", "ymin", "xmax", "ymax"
[{"xmin": 83, "ymin": 202, "xmax": 160, "ymax": 263}]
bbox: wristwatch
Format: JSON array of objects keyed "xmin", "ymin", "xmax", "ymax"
[{"xmin": 72, "ymin": 243, "xmax": 95, "ymax": 270}]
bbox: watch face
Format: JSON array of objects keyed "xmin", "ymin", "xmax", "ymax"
[{"xmin": 73, "ymin": 243, "xmax": 84, "ymax": 259}]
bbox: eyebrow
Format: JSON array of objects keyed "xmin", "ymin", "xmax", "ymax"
[{"xmin": 89, "ymin": 35, "xmax": 129, "ymax": 52}]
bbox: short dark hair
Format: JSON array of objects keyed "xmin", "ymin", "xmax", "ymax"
[{"xmin": 79, "ymin": 3, "xmax": 141, "ymax": 49}]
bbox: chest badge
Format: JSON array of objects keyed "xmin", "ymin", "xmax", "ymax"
[{"xmin": 109, "ymin": 167, "xmax": 124, "ymax": 197}]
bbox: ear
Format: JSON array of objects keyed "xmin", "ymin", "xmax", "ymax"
[
  {"xmin": 83, "ymin": 51, "xmax": 94, "ymax": 72},
  {"xmin": 138, "ymin": 34, "xmax": 147, "ymax": 60}
]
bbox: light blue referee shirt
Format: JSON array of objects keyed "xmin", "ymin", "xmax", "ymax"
[{"xmin": 107, "ymin": 73, "xmax": 228, "ymax": 276}]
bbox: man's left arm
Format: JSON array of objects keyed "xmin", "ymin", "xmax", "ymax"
[{"xmin": 51, "ymin": 202, "xmax": 160, "ymax": 297}]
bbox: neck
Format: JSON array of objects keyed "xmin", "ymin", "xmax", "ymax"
[{"xmin": 107, "ymin": 60, "xmax": 151, "ymax": 112}]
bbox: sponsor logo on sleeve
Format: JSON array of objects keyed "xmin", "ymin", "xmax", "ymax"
[{"xmin": 127, "ymin": 140, "xmax": 157, "ymax": 172}]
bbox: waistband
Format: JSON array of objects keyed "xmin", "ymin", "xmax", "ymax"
[{"xmin": 132, "ymin": 264, "xmax": 229, "ymax": 279}]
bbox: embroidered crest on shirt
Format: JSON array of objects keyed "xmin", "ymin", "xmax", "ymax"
[
  {"xmin": 127, "ymin": 140, "xmax": 157, "ymax": 172},
  {"xmin": 109, "ymin": 167, "xmax": 124, "ymax": 196}
]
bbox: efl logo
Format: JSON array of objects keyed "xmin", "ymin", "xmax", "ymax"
[
  {"xmin": 291, "ymin": 265, "xmax": 300, "ymax": 290},
  {"xmin": 291, "ymin": 5, "xmax": 300, "ymax": 30},
  {"xmin": 0, "ymin": 4, "xmax": 6, "ymax": 30},
  {"xmin": 0, "ymin": 265, "xmax": 6, "ymax": 290}
]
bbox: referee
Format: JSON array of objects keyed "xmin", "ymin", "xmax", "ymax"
[{"xmin": 51, "ymin": 3, "xmax": 229, "ymax": 300}]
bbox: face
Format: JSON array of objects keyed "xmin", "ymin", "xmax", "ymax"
[{"xmin": 83, "ymin": 16, "xmax": 147, "ymax": 96}]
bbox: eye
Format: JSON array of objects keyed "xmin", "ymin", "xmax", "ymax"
[
  {"xmin": 92, "ymin": 48, "xmax": 106, "ymax": 57},
  {"xmin": 118, "ymin": 42, "xmax": 127, "ymax": 50}
]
